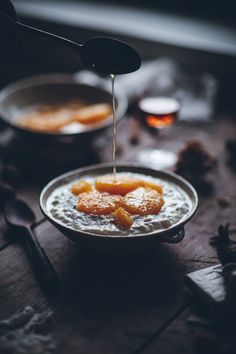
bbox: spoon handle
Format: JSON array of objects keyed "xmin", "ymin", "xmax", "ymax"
[
  {"xmin": 16, "ymin": 21, "xmax": 80, "ymax": 51},
  {"xmin": 25, "ymin": 227, "xmax": 60, "ymax": 290}
]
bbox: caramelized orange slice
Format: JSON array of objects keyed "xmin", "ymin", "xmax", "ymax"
[
  {"xmin": 18, "ymin": 102, "xmax": 111, "ymax": 132},
  {"xmin": 122, "ymin": 187, "xmax": 164, "ymax": 215},
  {"xmin": 19, "ymin": 110, "xmax": 75, "ymax": 132},
  {"xmin": 143, "ymin": 181, "xmax": 163, "ymax": 194},
  {"xmin": 95, "ymin": 174, "xmax": 163, "ymax": 196},
  {"xmin": 113, "ymin": 207, "xmax": 133, "ymax": 229},
  {"xmin": 74, "ymin": 104, "xmax": 112, "ymax": 125},
  {"xmin": 77, "ymin": 191, "xmax": 123, "ymax": 215},
  {"xmin": 71, "ymin": 180, "xmax": 92, "ymax": 195},
  {"xmin": 95, "ymin": 174, "xmax": 143, "ymax": 196}
]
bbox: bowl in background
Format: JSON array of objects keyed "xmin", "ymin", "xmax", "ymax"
[{"xmin": 0, "ymin": 73, "xmax": 128, "ymax": 145}]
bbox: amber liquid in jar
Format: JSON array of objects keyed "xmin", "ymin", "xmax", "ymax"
[{"xmin": 139, "ymin": 97, "xmax": 180, "ymax": 129}]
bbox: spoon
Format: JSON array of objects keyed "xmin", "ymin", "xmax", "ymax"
[
  {"xmin": 4, "ymin": 198, "xmax": 60, "ymax": 290},
  {"xmin": 18, "ymin": 23, "xmax": 141, "ymax": 74},
  {"xmin": 0, "ymin": 4, "xmax": 141, "ymax": 75}
]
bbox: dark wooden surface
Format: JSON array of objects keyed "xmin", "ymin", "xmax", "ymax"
[{"xmin": 0, "ymin": 115, "xmax": 236, "ymax": 354}]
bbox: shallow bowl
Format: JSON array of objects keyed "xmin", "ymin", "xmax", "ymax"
[{"xmin": 40, "ymin": 163, "xmax": 198, "ymax": 253}]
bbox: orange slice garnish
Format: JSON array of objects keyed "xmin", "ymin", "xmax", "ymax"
[
  {"xmin": 113, "ymin": 207, "xmax": 133, "ymax": 229},
  {"xmin": 122, "ymin": 187, "xmax": 164, "ymax": 215},
  {"xmin": 143, "ymin": 181, "xmax": 163, "ymax": 194},
  {"xmin": 95, "ymin": 175, "xmax": 144, "ymax": 196},
  {"xmin": 95, "ymin": 174, "xmax": 163, "ymax": 196},
  {"xmin": 77, "ymin": 191, "xmax": 123, "ymax": 215},
  {"xmin": 71, "ymin": 180, "xmax": 92, "ymax": 195}
]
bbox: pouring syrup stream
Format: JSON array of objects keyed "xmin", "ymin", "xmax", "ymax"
[{"xmin": 111, "ymin": 74, "xmax": 117, "ymax": 179}]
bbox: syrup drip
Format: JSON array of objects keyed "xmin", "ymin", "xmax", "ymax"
[{"xmin": 111, "ymin": 74, "xmax": 117, "ymax": 179}]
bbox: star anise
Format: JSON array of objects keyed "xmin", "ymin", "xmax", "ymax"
[
  {"xmin": 210, "ymin": 224, "xmax": 236, "ymax": 265},
  {"xmin": 210, "ymin": 224, "xmax": 230, "ymax": 246}
]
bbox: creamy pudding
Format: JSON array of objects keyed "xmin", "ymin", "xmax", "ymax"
[{"xmin": 47, "ymin": 172, "xmax": 192, "ymax": 236}]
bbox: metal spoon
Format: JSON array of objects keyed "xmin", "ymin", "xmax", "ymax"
[
  {"xmin": 18, "ymin": 23, "xmax": 141, "ymax": 75},
  {"xmin": 4, "ymin": 198, "xmax": 60, "ymax": 290},
  {"xmin": 0, "ymin": 3, "xmax": 141, "ymax": 75}
]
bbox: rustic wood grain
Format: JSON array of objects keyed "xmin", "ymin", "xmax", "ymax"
[
  {"xmin": 0, "ymin": 117, "xmax": 235, "ymax": 354},
  {"xmin": 0, "ymin": 243, "xmax": 48, "ymax": 320},
  {"xmin": 0, "ymin": 214, "xmax": 11, "ymax": 250},
  {"xmin": 36, "ymin": 224, "xmax": 185, "ymax": 354},
  {"xmin": 32, "ymin": 220, "xmax": 213, "ymax": 354},
  {"xmin": 141, "ymin": 307, "xmax": 236, "ymax": 354}
]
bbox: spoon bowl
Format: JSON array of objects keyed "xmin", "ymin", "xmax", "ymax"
[
  {"xmin": 80, "ymin": 37, "xmax": 141, "ymax": 74},
  {"xmin": 5, "ymin": 198, "xmax": 36, "ymax": 228}
]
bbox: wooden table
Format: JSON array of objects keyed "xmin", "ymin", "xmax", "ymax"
[{"xmin": 0, "ymin": 115, "xmax": 236, "ymax": 354}]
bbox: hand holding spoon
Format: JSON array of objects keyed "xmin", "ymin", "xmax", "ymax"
[{"xmin": 4, "ymin": 198, "xmax": 60, "ymax": 291}]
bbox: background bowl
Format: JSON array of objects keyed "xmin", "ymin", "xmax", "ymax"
[
  {"xmin": 0, "ymin": 74, "xmax": 128, "ymax": 144},
  {"xmin": 40, "ymin": 163, "xmax": 198, "ymax": 253}
]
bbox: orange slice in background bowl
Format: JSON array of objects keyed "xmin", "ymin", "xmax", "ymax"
[{"xmin": 74, "ymin": 103, "xmax": 112, "ymax": 125}]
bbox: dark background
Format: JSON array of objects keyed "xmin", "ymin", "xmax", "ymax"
[{"xmin": 1, "ymin": 0, "xmax": 236, "ymax": 112}]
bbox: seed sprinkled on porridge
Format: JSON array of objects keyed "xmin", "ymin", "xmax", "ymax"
[{"xmin": 47, "ymin": 172, "xmax": 192, "ymax": 236}]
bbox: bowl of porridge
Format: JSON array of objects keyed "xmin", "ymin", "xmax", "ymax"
[{"xmin": 40, "ymin": 163, "xmax": 198, "ymax": 252}]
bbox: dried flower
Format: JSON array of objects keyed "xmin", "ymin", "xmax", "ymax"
[{"xmin": 175, "ymin": 140, "xmax": 216, "ymax": 181}]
